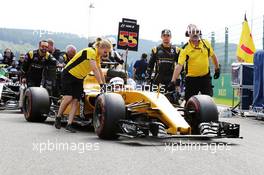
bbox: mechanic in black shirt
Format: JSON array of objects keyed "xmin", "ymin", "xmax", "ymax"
[
  {"xmin": 21, "ymin": 40, "xmax": 57, "ymax": 89},
  {"xmin": 48, "ymin": 39, "xmax": 61, "ymax": 60},
  {"xmin": 57, "ymin": 45, "xmax": 77, "ymax": 67},
  {"xmin": 2, "ymin": 48, "xmax": 16, "ymax": 66},
  {"xmin": 107, "ymin": 37, "xmax": 124, "ymax": 64},
  {"xmin": 17, "ymin": 53, "xmax": 25, "ymax": 71},
  {"xmin": 55, "ymin": 45, "xmax": 77, "ymax": 97},
  {"xmin": 147, "ymin": 29, "xmax": 180, "ymax": 90}
]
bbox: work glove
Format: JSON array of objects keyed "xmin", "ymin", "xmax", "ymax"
[
  {"xmin": 167, "ymin": 81, "xmax": 176, "ymax": 92},
  {"xmin": 214, "ymin": 65, "xmax": 221, "ymax": 79}
]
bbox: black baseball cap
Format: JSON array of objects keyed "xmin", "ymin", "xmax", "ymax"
[{"xmin": 161, "ymin": 29, "xmax": 171, "ymax": 36}]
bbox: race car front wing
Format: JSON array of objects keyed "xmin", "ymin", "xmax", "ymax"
[{"xmin": 118, "ymin": 120, "xmax": 242, "ymax": 139}]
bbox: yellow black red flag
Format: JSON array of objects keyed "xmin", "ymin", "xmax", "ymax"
[{"xmin": 236, "ymin": 14, "xmax": 256, "ymax": 63}]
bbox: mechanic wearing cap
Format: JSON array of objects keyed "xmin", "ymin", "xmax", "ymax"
[
  {"xmin": 168, "ymin": 24, "xmax": 220, "ymax": 101},
  {"xmin": 147, "ymin": 29, "xmax": 180, "ymax": 90},
  {"xmin": 54, "ymin": 38, "xmax": 111, "ymax": 133}
]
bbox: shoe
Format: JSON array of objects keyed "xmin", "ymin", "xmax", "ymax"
[
  {"xmin": 65, "ymin": 124, "xmax": 76, "ymax": 133},
  {"xmin": 54, "ymin": 116, "xmax": 61, "ymax": 129}
]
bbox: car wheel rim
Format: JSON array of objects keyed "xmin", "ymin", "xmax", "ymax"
[
  {"xmin": 94, "ymin": 98, "xmax": 105, "ymax": 135},
  {"xmin": 24, "ymin": 94, "xmax": 31, "ymax": 119}
]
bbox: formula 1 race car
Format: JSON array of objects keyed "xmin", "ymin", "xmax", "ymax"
[
  {"xmin": 23, "ymin": 62, "xmax": 241, "ymax": 140},
  {"xmin": 0, "ymin": 65, "xmax": 25, "ymax": 110}
]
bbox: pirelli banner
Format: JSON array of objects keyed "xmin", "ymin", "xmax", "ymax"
[{"xmin": 117, "ymin": 18, "xmax": 139, "ymax": 51}]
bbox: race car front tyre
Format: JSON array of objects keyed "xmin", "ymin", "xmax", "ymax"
[
  {"xmin": 93, "ymin": 93, "xmax": 125, "ymax": 139},
  {"xmin": 185, "ymin": 95, "xmax": 219, "ymax": 134},
  {"xmin": 23, "ymin": 87, "xmax": 50, "ymax": 122}
]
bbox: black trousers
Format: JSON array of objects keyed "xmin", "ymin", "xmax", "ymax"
[
  {"xmin": 153, "ymin": 74, "xmax": 172, "ymax": 91},
  {"xmin": 27, "ymin": 78, "xmax": 41, "ymax": 87},
  {"xmin": 185, "ymin": 74, "xmax": 213, "ymax": 102}
]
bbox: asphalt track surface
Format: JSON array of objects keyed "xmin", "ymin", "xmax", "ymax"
[{"xmin": 0, "ymin": 110, "xmax": 263, "ymax": 175}]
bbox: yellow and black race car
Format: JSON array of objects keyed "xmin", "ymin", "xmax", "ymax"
[{"xmin": 22, "ymin": 62, "xmax": 241, "ymax": 140}]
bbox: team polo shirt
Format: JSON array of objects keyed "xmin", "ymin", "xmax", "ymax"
[
  {"xmin": 65, "ymin": 48, "xmax": 100, "ymax": 79},
  {"xmin": 178, "ymin": 39, "xmax": 214, "ymax": 77},
  {"xmin": 27, "ymin": 50, "xmax": 51, "ymax": 60}
]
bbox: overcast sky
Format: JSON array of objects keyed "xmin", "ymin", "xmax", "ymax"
[{"xmin": 1, "ymin": 0, "xmax": 264, "ymax": 45}]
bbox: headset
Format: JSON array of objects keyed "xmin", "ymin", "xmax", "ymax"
[
  {"xmin": 184, "ymin": 24, "xmax": 210, "ymax": 57},
  {"xmin": 185, "ymin": 24, "xmax": 202, "ymax": 37},
  {"xmin": 4, "ymin": 48, "xmax": 14, "ymax": 57}
]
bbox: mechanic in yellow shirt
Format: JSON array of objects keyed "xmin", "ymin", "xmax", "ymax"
[
  {"xmin": 55, "ymin": 38, "xmax": 112, "ymax": 132},
  {"xmin": 168, "ymin": 24, "xmax": 220, "ymax": 101}
]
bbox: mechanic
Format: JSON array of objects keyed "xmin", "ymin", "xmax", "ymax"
[
  {"xmin": 106, "ymin": 37, "xmax": 124, "ymax": 64},
  {"xmin": 47, "ymin": 39, "xmax": 61, "ymax": 60},
  {"xmin": 147, "ymin": 29, "xmax": 180, "ymax": 90},
  {"xmin": 168, "ymin": 24, "xmax": 220, "ymax": 101},
  {"xmin": 54, "ymin": 38, "xmax": 111, "ymax": 133},
  {"xmin": 57, "ymin": 44, "xmax": 77, "ymax": 67},
  {"xmin": 54, "ymin": 45, "xmax": 77, "ymax": 97},
  {"xmin": 21, "ymin": 40, "xmax": 57, "ymax": 88},
  {"xmin": 2, "ymin": 48, "xmax": 16, "ymax": 66},
  {"xmin": 17, "ymin": 53, "xmax": 25, "ymax": 71},
  {"xmin": 133, "ymin": 53, "xmax": 148, "ymax": 84}
]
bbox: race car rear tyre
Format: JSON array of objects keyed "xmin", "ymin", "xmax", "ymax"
[
  {"xmin": 185, "ymin": 95, "xmax": 218, "ymax": 134},
  {"xmin": 23, "ymin": 87, "xmax": 50, "ymax": 122},
  {"xmin": 93, "ymin": 93, "xmax": 125, "ymax": 139}
]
